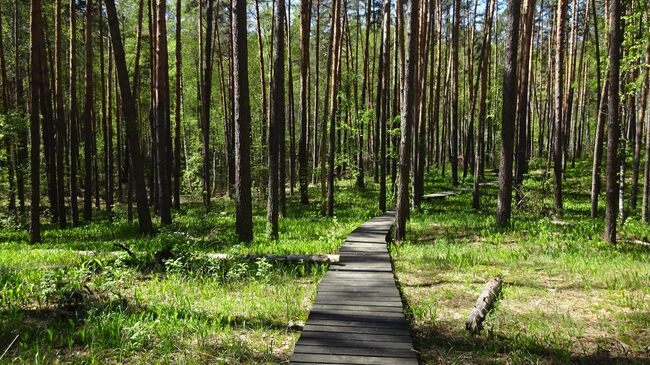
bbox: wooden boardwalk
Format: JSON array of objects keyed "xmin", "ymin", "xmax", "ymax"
[{"xmin": 290, "ymin": 211, "xmax": 418, "ymax": 365}]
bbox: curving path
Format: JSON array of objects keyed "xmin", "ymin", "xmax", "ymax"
[{"xmin": 290, "ymin": 210, "xmax": 418, "ymax": 365}]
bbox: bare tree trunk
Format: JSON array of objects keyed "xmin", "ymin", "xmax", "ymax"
[
  {"xmin": 515, "ymin": 0, "xmax": 536, "ymax": 196},
  {"xmin": 552, "ymin": 0, "xmax": 567, "ymax": 213},
  {"xmin": 83, "ymin": 0, "xmax": 94, "ymax": 221},
  {"xmin": 173, "ymin": 0, "xmax": 182, "ymax": 209},
  {"xmin": 472, "ymin": 0, "xmax": 495, "ymax": 209},
  {"xmin": 201, "ymin": 0, "xmax": 214, "ymax": 211},
  {"xmin": 52, "ymin": 0, "xmax": 67, "ymax": 226},
  {"xmin": 68, "ymin": 0, "xmax": 79, "ymax": 226},
  {"xmin": 298, "ymin": 0, "xmax": 312, "ymax": 204},
  {"xmin": 268, "ymin": 0, "xmax": 286, "ymax": 239},
  {"xmin": 312, "ymin": 0, "xmax": 321, "ymax": 185},
  {"xmin": 604, "ymin": 0, "xmax": 621, "ymax": 243},
  {"xmin": 232, "ymin": 0, "xmax": 253, "ymax": 243},
  {"xmin": 326, "ymin": 0, "xmax": 343, "ymax": 217},
  {"xmin": 154, "ymin": 0, "xmax": 172, "ymax": 226},
  {"xmin": 30, "ymin": 0, "xmax": 45, "ymax": 243},
  {"xmin": 104, "ymin": 0, "xmax": 153, "ymax": 235},
  {"xmin": 286, "ymin": 0, "xmax": 296, "ymax": 196},
  {"xmin": 377, "ymin": 0, "xmax": 390, "ymax": 212},
  {"xmin": 395, "ymin": 0, "xmax": 419, "ymax": 241},
  {"xmin": 255, "ymin": 0, "xmax": 268, "ymax": 153},
  {"xmin": 641, "ymin": 28, "xmax": 650, "ymax": 222},
  {"xmin": 495, "ymin": 0, "xmax": 521, "ymax": 226},
  {"xmin": 450, "ymin": 0, "xmax": 460, "ymax": 185}
]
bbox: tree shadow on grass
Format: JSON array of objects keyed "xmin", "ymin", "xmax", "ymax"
[
  {"xmin": 0, "ymin": 293, "xmax": 298, "ymax": 363},
  {"xmin": 411, "ymin": 322, "xmax": 650, "ymax": 365}
]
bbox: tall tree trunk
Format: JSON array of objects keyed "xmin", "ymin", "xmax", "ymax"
[
  {"xmin": 515, "ymin": 0, "xmax": 536, "ymax": 195},
  {"xmin": 377, "ymin": 0, "xmax": 390, "ymax": 212},
  {"xmin": 495, "ymin": 0, "xmax": 521, "ymax": 226},
  {"xmin": 232, "ymin": 0, "xmax": 253, "ymax": 242},
  {"xmin": 201, "ymin": 0, "xmax": 214, "ymax": 211},
  {"xmin": 326, "ymin": 0, "xmax": 343, "ymax": 217},
  {"xmin": 298, "ymin": 0, "xmax": 311, "ymax": 204},
  {"xmin": 255, "ymin": 0, "xmax": 268, "ymax": 154},
  {"xmin": 472, "ymin": 0, "xmax": 495, "ymax": 209},
  {"xmin": 154, "ymin": 0, "xmax": 172, "ymax": 226},
  {"xmin": 312, "ymin": 0, "xmax": 321, "ymax": 185},
  {"xmin": 604, "ymin": 0, "xmax": 621, "ymax": 243},
  {"xmin": 106, "ymin": 37, "xmax": 115, "ymax": 222},
  {"xmin": 395, "ymin": 0, "xmax": 419, "ymax": 241},
  {"xmin": 15, "ymin": 0, "xmax": 27, "ymax": 216},
  {"xmin": 450, "ymin": 0, "xmax": 460, "ymax": 185},
  {"xmin": 69, "ymin": 0, "xmax": 79, "ymax": 226},
  {"xmin": 104, "ymin": 0, "xmax": 153, "ymax": 235},
  {"xmin": 268, "ymin": 0, "xmax": 286, "ymax": 239},
  {"xmin": 83, "ymin": 0, "xmax": 94, "ymax": 221},
  {"xmin": 286, "ymin": 0, "xmax": 296, "ymax": 196},
  {"xmin": 173, "ymin": 0, "xmax": 182, "ymax": 209},
  {"xmin": 30, "ymin": 0, "xmax": 45, "ymax": 243},
  {"xmin": 53, "ymin": 0, "xmax": 67, "ymax": 226},
  {"xmin": 552, "ymin": 0, "xmax": 567, "ymax": 213},
  {"xmin": 641, "ymin": 30, "xmax": 650, "ymax": 222}
]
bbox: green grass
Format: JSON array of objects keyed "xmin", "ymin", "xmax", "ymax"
[
  {"xmin": 0, "ymin": 181, "xmax": 381, "ymax": 364},
  {"xmin": 392, "ymin": 160, "xmax": 650, "ymax": 364}
]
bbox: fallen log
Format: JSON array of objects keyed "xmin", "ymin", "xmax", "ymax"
[
  {"xmin": 466, "ymin": 276, "xmax": 503, "ymax": 334},
  {"xmin": 206, "ymin": 253, "xmax": 340, "ymax": 264}
]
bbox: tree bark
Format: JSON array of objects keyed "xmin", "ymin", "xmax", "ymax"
[
  {"xmin": 30, "ymin": 0, "xmax": 44, "ymax": 243},
  {"xmin": 298, "ymin": 0, "xmax": 312, "ymax": 204},
  {"xmin": 552, "ymin": 0, "xmax": 567, "ymax": 213},
  {"xmin": 173, "ymin": 0, "xmax": 182, "ymax": 209},
  {"xmin": 232, "ymin": 0, "xmax": 253, "ymax": 243},
  {"xmin": 495, "ymin": 0, "xmax": 521, "ymax": 226},
  {"xmin": 268, "ymin": 0, "xmax": 286, "ymax": 239},
  {"xmin": 450, "ymin": 0, "xmax": 460, "ymax": 186},
  {"xmin": 472, "ymin": 0, "xmax": 495, "ymax": 210},
  {"xmin": 201, "ymin": 0, "xmax": 214, "ymax": 211},
  {"xmin": 604, "ymin": 0, "xmax": 621, "ymax": 243},
  {"xmin": 83, "ymin": 0, "xmax": 94, "ymax": 221},
  {"xmin": 104, "ymin": 0, "xmax": 153, "ymax": 235},
  {"xmin": 395, "ymin": 0, "xmax": 419, "ymax": 241}
]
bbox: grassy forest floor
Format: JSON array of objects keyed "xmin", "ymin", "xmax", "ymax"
[
  {"xmin": 0, "ymin": 182, "xmax": 380, "ymax": 364},
  {"xmin": 394, "ymin": 160, "xmax": 650, "ymax": 364},
  {"xmin": 1, "ymin": 161, "xmax": 649, "ymax": 364}
]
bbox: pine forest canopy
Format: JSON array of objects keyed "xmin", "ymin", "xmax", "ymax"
[{"xmin": 0, "ymin": 0, "xmax": 647, "ymax": 245}]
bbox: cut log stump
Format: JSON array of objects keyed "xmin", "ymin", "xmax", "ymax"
[{"xmin": 466, "ymin": 276, "xmax": 503, "ymax": 334}]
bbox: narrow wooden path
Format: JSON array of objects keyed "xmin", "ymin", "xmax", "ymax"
[{"xmin": 290, "ymin": 210, "xmax": 418, "ymax": 365}]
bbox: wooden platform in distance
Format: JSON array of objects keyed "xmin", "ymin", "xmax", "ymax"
[{"xmin": 290, "ymin": 211, "xmax": 418, "ymax": 365}]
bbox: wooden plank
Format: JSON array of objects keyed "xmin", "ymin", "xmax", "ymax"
[
  {"xmin": 304, "ymin": 318, "xmax": 410, "ymax": 330},
  {"xmin": 311, "ymin": 304, "xmax": 404, "ymax": 313},
  {"xmin": 293, "ymin": 344, "xmax": 415, "ymax": 358},
  {"xmin": 291, "ymin": 353, "xmax": 418, "ymax": 365},
  {"xmin": 307, "ymin": 311, "xmax": 406, "ymax": 321},
  {"xmin": 291, "ymin": 210, "xmax": 417, "ymax": 364},
  {"xmin": 302, "ymin": 324, "xmax": 411, "ymax": 336},
  {"xmin": 313, "ymin": 298, "xmax": 403, "ymax": 306},
  {"xmin": 300, "ymin": 330, "xmax": 412, "ymax": 342}
]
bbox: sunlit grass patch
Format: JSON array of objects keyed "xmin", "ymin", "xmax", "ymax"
[{"xmin": 393, "ymin": 162, "xmax": 650, "ymax": 364}]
